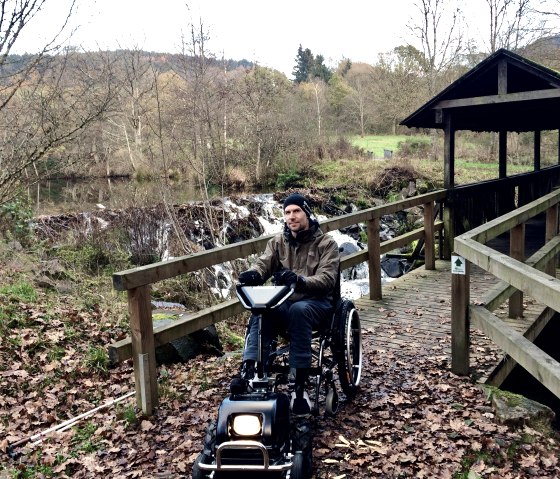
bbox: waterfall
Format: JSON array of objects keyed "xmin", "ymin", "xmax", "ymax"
[
  {"xmin": 34, "ymin": 193, "xmax": 401, "ymax": 301},
  {"xmin": 207, "ymin": 196, "xmax": 394, "ymax": 301}
]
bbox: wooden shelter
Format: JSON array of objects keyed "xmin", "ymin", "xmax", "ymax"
[{"xmin": 401, "ymin": 48, "xmax": 560, "ymax": 252}]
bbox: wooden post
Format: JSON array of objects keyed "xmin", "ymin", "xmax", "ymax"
[
  {"xmin": 368, "ymin": 217, "xmax": 382, "ymax": 300},
  {"xmin": 498, "ymin": 60, "xmax": 508, "ymax": 94},
  {"xmin": 424, "ymin": 200, "xmax": 435, "ymax": 270},
  {"xmin": 443, "ymin": 200, "xmax": 454, "ymax": 260},
  {"xmin": 534, "ymin": 131, "xmax": 541, "ymax": 171},
  {"xmin": 509, "ymin": 223, "xmax": 525, "ymax": 318},
  {"xmin": 443, "ymin": 113, "xmax": 455, "ymax": 261},
  {"xmin": 128, "ymin": 285, "xmax": 158, "ymax": 414},
  {"xmin": 546, "ymin": 204, "xmax": 559, "ymax": 275},
  {"xmin": 499, "ymin": 131, "xmax": 507, "ymax": 178},
  {"xmin": 443, "ymin": 114, "xmax": 455, "ymax": 189},
  {"xmin": 451, "ymin": 256, "xmax": 470, "ymax": 375}
]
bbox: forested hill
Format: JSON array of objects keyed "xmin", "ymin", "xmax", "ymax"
[{"xmin": 1, "ymin": 50, "xmax": 255, "ymax": 78}]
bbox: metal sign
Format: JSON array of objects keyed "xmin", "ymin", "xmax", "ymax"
[{"xmin": 451, "ymin": 255, "xmax": 466, "ymax": 275}]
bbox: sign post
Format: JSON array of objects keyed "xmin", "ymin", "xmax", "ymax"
[{"xmin": 451, "ymin": 254, "xmax": 470, "ymax": 375}]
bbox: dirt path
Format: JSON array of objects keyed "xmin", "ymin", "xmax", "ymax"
[{"xmin": 3, "ymin": 314, "xmax": 560, "ymax": 478}]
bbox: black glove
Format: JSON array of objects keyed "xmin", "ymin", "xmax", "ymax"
[
  {"xmin": 273, "ymin": 270, "xmax": 306, "ymax": 291},
  {"xmin": 238, "ymin": 270, "xmax": 262, "ymax": 286}
]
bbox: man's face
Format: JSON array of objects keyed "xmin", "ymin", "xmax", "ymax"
[{"xmin": 284, "ymin": 204, "xmax": 310, "ymax": 235}]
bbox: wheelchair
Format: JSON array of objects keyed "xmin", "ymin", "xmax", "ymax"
[{"xmin": 192, "ymin": 282, "xmax": 362, "ymax": 478}]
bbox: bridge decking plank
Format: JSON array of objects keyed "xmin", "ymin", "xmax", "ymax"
[{"xmin": 354, "ymin": 259, "xmax": 548, "ymax": 383}]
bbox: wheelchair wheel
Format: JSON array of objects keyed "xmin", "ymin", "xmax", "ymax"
[
  {"xmin": 325, "ymin": 387, "xmax": 339, "ymax": 416},
  {"xmin": 335, "ymin": 300, "xmax": 362, "ymax": 399}
]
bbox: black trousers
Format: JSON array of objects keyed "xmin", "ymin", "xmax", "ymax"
[{"xmin": 242, "ymin": 297, "xmax": 333, "ymax": 369}]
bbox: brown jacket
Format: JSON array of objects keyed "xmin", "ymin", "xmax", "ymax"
[{"xmin": 251, "ymin": 222, "xmax": 340, "ymax": 301}]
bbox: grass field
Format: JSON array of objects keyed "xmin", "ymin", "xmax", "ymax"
[
  {"xmin": 349, "ymin": 134, "xmax": 550, "ymax": 186},
  {"xmin": 349, "ymin": 134, "xmax": 428, "ymax": 158}
]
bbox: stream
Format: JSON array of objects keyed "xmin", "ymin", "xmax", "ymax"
[{"xmin": 27, "ymin": 178, "xmax": 212, "ymax": 216}]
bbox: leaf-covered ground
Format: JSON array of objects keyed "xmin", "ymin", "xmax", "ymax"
[{"xmin": 1, "ymin": 273, "xmax": 560, "ymax": 478}]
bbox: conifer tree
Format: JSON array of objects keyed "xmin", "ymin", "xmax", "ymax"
[{"xmin": 292, "ymin": 44, "xmax": 314, "ymax": 83}]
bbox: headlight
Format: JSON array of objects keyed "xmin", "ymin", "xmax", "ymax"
[{"xmin": 231, "ymin": 414, "xmax": 262, "ymax": 437}]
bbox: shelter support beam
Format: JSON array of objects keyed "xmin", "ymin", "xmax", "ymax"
[
  {"xmin": 499, "ymin": 131, "xmax": 507, "ymax": 178},
  {"xmin": 443, "ymin": 202, "xmax": 453, "ymax": 260},
  {"xmin": 534, "ymin": 131, "xmax": 541, "ymax": 171},
  {"xmin": 424, "ymin": 201, "xmax": 435, "ymax": 270},
  {"xmin": 443, "ymin": 113, "xmax": 455, "ymax": 189},
  {"xmin": 443, "ymin": 113, "xmax": 455, "ymax": 260}
]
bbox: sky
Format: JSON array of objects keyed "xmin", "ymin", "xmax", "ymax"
[
  {"xmin": 15, "ymin": 0, "xmax": 493, "ymax": 78},
  {"xmin": 13, "ymin": 0, "xmax": 423, "ymax": 76}
]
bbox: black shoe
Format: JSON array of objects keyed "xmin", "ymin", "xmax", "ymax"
[
  {"xmin": 291, "ymin": 392, "xmax": 311, "ymax": 415},
  {"xmin": 240, "ymin": 360, "xmax": 256, "ymax": 379},
  {"xmin": 230, "ymin": 377, "xmax": 248, "ymax": 395}
]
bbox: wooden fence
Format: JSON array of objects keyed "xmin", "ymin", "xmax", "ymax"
[
  {"xmin": 444, "ymin": 165, "xmax": 560, "ymax": 255},
  {"xmin": 450, "ymin": 167, "xmax": 560, "ymax": 226},
  {"xmin": 452, "ymin": 188, "xmax": 560, "ymax": 398},
  {"xmin": 110, "ymin": 190, "xmax": 446, "ymax": 414}
]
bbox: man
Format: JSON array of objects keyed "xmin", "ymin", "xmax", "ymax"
[{"xmin": 235, "ymin": 193, "xmax": 340, "ymax": 415}]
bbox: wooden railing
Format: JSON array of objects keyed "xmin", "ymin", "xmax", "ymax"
[
  {"xmin": 444, "ymin": 165, "xmax": 560, "ymax": 255},
  {"xmin": 110, "ymin": 190, "xmax": 446, "ymax": 414},
  {"xmin": 451, "ymin": 188, "xmax": 560, "ymax": 397}
]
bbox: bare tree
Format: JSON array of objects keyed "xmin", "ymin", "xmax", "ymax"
[
  {"xmin": 406, "ymin": 0, "xmax": 466, "ymax": 160},
  {"xmin": 342, "ymin": 64, "xmax": 375, "ymax": 137},
  {"xmin": 375, "ymin": 47, "xmax": 428, "ymax": 135},
  {"xmin": 234, "ymin": 65, "xmax": 290, "ymax": 182},
  {"xmin": 169, "ymin": 18, "xmax": 231, "ymax": 248},
  {"xmin": 0, "ymin": 1, "xmax": 115, "ymax": 204},
  {"xmin": 407, "ymin": 0, "xmax": 466, "ymax": 96},
  {"xmin": 533, "ymin": 0, "xmax": 560, "ymax": 21},
  {"xmin": 107, "ymin": 46, "xmax": 156, "ymax": 174},
  {"xmin": 172, "ymin": 20, "xmax": 226, "ymax": 186},
  {"xmin": 325, "ymin": 71, "xmax": 352, "ymax": 135},
  {"xmin": 297, "ymin": 79, "xmax": 327, "ymax": 138},
  {"xmin": 485, "ymin": 0, "xmax": 551, "ymax": 52}
]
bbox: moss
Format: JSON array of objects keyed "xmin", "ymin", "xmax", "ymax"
[{"xmin": 482, "ymin": 385, "xmax": 524, "ymax": 407}]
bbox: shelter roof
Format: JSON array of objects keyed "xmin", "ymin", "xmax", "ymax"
[{"xmin": 400, "ymin": 49, "xmax": 560, "ymax": 132}]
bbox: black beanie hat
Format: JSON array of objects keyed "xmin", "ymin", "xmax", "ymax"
[{"xmin": 283, "ymin": 193, "xmax": 313, "ymax": 218}]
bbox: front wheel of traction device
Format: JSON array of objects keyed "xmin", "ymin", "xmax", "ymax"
[
  {"xmin": 291, "ymin": 418, "xmax": 313, "ymax": 479},
  {"xmin": 191, "ymin": 421, "xmax": 216, "ymax": 479}
]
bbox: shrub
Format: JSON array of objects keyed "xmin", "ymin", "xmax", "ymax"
[
  {"xmin": 397, "ymin": 138, "xmax": 431, "ymax": 159},
  {"xmin": 276, "ymin": 171, "xmax": 303, "ymax": 189},
  {"xmin": 0, "ymin": 198, "xmax": 33, "ymax": 243},
  {"xmin": 84, "ymin": 346, "xmax": 109, "ymax": 374},
  {"xmin": 368, "ymin": 165, "xmax": 422, "ymax": 198},
  {"xmin": 224, "ymin": 167, "xmax": 247, "ymax": 190}
]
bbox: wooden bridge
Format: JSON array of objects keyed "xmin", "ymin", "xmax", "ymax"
[
  {"xmin": 355, "ymin": 258, "xmax": 557, "ymax": 385},
  {"xmin": 109, "ymin": 181, "xmax": 560, "ymax": 414}
]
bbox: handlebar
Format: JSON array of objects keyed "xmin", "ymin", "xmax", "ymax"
[{"xmin": 235, "ymin": 284, "xmax": 295, "ymax": 312}]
